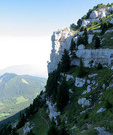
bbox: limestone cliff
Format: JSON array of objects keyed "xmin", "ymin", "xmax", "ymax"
[
  {"xmin": 48, "ymin": 30, "xmax": 72, "ymax": 73},
  {"xmin": 48, "ymin": 6, "xmax": 113, "ymax": 74}
]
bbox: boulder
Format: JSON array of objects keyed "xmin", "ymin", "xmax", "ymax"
[
  {"xmin": 75, "ymin": 77, "xmax": 86, "ymax": 87},
  {"xmin": 97, "ymin": 108, "xmax": 106, "ymax": 114},
  {"xmin": 78, "ymin": 44, "xmax": 85, "ymax": 50},
  {"xmin": 78, "ymin": 98, "xmax": 91, "ymax": 108},
  {"xmin": 81, "ymin": 19, "xmax": 91, "ymax": 27},
  {"xmin": 98, "ymin": 9, "xmax": 106, "ymax": 18},
  {"xmin": 82, "ymin": 85, "xmax": 92, "ymax": 94},
  {"xmin": 89, "ymin": 10, "xmax": 98, "ymax": 19}
]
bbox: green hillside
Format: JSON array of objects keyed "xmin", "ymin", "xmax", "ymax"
[{"xmin": 0, "ymin": 73, "xmax": 46, "ymax": 121}]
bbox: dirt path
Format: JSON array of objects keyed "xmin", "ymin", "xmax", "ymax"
[{"xmin": 40, "ymin": 110, "xmax": 49, "ymax": 128}]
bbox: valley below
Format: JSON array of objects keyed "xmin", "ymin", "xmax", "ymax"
[{"xmin": 0, "ymin": 73, "xmax": 46, "ymax": 122}]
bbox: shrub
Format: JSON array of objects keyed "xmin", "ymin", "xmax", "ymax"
[
  {"xmin": 105, "ymin": 100, "xmax": 112, "ymax": 110},
  {"xmin": 61, "ymin": 49, "xmax": 71, "ymax": 72},
  {"xmin": 97, "ymin": 63, "xmax": 103, "ymax": 69},
  {"xmin": 47, "ymin": 125, "xmax": 59, "ymax": 135},
  {"xmin": 95, "ymin": 36, "xmax": 100, "ymax": 49},
  {"xmin": 70, "ymin": 38, "xmax": 76, "ymax": 53},
  {"xmin": 77, "ymin": 58, "xmax": 86, "ymax": 78}
]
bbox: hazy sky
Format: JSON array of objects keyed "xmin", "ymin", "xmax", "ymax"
[{"xmin": 0, "ymin": 0, "xmax": 113, "ymax": 77}]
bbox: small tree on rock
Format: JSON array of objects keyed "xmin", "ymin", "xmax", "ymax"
[
  {"xmin": 61, "ymin": 49, "xmax": 71, "ymax": 72},
  {"xmin": 70, "ymin": 38, "xmax": 76, "ymax": 53},
  {"xmin": 83, "ymin": 28, "xmax": 88, "ymax": 45},
  {"xmin": 56, "ymin": 77, "xmax": 69, "ymax": 112},
  {"xmin": 95, "ymin": 36, "xmax": 100, "ymax": 49}
]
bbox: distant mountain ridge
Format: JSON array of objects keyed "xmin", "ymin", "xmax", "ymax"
[{"xmin": 0, "ymin": 64, "xmax": 48, "ymax": 78}]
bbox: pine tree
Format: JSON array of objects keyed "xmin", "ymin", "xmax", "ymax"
[
  {"xmin": 83, "ymin": 28, "xmax": 88, "ymax": 45},
  {"xmin": 47, "ymin": 125, "xmax": 59, "ymax": 135},
  {"xmin": 56, "ymin": 77, "xmax": 69, "ymax": 112},
  {"xmin": 77, "ymin": 58, "xmax": 86, "ymax": 78},
  {"xmin": 95, "ymin": 36, "xmax": 100, "ymax": 49},
  {"xmin": 61, "ymin": 49, "xmax": 71, "ymax": 72},
  {"xmin": 70, "ymin": 38, "xmax": 76, "ymax": 53}
]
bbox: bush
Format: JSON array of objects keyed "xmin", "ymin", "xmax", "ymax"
[
  {"xmin": 97, "ymin": 63, "xmax": 103, "ymax": 69},
  {"xmin": 47, "ymin": 125, "xmax": 59, "ymax": 135},
  {"xmin": 105, "ymin": 100, "xmax": 112, "ymax": 110},
  {"xmin": 95, "ymin": 36, "xmax": 100, "ymax": 49}
]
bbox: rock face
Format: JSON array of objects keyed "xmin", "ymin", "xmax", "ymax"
[
  {"xmin": 48, "ymin": 30, "xmax": 72, "ymax": 73},
  {"xmin": 89, "ymin": 9, "xmax": 106, "ymax": 19},
  {"xmin": 81, "ymin": 19, "xmax": 100, "ymax": 27},
  {"xmin": 48, "ymin": 31, "xmax": 113, "ymax": 73},
  {"xmin": 72, "ymin": 49, "xmax": 113, "ymax": 67}
]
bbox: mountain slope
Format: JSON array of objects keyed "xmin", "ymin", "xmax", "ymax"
[
  {"xmin": 1, "ymin": 3, "xmax": 113, "ymax": 135},
  {"xmin": 0, "ymin": 73, "xmax": 46, "ymax": 121}
]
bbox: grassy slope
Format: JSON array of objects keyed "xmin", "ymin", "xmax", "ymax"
[
  {"xmin": 18, "ymin": 107, "xmax": 50, "ymax": 135},
  {"xmin": 58, "ymin": 67, "xmax": 113, "ymax": 135}
]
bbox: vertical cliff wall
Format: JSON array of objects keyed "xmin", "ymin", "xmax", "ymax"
[{"xmin": 48, "ymin": 30, "xmax": 72, "ymax": 73}]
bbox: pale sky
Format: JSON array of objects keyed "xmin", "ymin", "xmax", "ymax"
[{"xmin": 0, "ymin": 0, "xmax": 113, "ymax": 78}]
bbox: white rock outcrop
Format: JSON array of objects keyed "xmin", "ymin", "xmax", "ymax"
[
  {"xmin": 23, "ymin": 122, "xmax": 33, "ymax": 135},
  {"xmin": 46, "ymin": 100, "xmax": 60, "ymax": 121},
  {"xmin": 73, "ymin": 49, "xmax": 113, "ymax": 67},
  {"xmin": 75, "ymin": 77, "xmax": 86, "ymax": 87},
  {"xmin": 92, "ymin": 30, "xmax": 102, "ymax": 33},
  {"xmin": 90, "ymin": 10, "xmax": 98, "ymax": 19},
  {"xmin": 78, "ymin": 44, "xmax": 85, "ymax": 50},
  {"xmin": 81, "ymin": 19, "xmax": 100, "ymax": 27},
  {"xmin": 105, "ymin": 29, "xmax": 113, "ymax": 34},
  {"xmin": 82, "ymin": 85, "xmax": 92, "ymax": 94},
  {"xmin": 78, "ymin": 98, "xmax": 91, "ymax": 108},
  {"xmin": 48, "ymin": 30, "xmax": 72, "ymax": 73},
  {"xmin": 88, "ymin": 73, "xmax": 98, "ymax": 78},
  {"xmin": 94, "ymin": 127, "xmax": 111, "ymax": 135},
  {"xmin": 97, "ymin": 108, "xmax": 106, "ymax": 114},
  {"xmin": 89, "ymin": 9, "xmax": 106, "ymax": 19}
]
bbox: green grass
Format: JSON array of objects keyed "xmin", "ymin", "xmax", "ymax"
[
  {"xmin": 0, "ymin": 113, "xmax": 10, "ymax": 118},
  {"xmin": 30, "ymin": 108, "xmax": 50, "ymax": 135},
  {"xmin": 16, "ymin": 96, "xmax": 29, "ymax": 104},
  {"xmin": 87, "ymin": 23, "xmax": 101, "ymax": 31}
]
